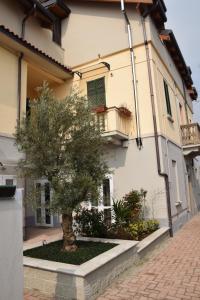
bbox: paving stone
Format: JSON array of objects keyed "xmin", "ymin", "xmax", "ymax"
[{"xmin": 96, "ymin": 215, "xmax": 200, "ymax": 300}]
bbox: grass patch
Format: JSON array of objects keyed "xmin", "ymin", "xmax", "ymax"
[{"xmin": 23, "ymin": 240, "xmax": 117, "ymax": 265}]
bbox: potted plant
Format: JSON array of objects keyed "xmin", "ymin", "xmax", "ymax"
[
  {"xmin": 118, "ymin": 106, "xmax": 132, "ymax": 117},
  {"xmin": 92, "ymin": 105, "xmax": 107, "ymax": 113}
]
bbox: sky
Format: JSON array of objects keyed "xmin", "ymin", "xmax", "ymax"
[{"xmin": 164, "ymin": 0, "xmax": 200, "ymax": 120}]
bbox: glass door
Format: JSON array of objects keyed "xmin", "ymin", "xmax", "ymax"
[
  {"xmin": 35, "ymin": 180, "xmax": 53, "ymax": 227},
  {"xmin": 91, "ymin": 176, "xmax": 113, "ymax": 225}
]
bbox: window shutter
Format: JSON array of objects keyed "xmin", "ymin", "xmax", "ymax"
[
  {"xmin": 163, "ymin": 80, "xmax": 172, "ymax": 116},
  {"xmin": 87, "ymin": 77, "xmax": 106, "ymax": 107}
]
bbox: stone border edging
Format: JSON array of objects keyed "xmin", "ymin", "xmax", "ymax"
[
  {"xmin": 23, "ymin": 237, "xmax": 138, "ymax": 277},
  {"xmin": 23, "ymin": 228, "xmax": 169, "ymax": 300},
  {"xmin": 137, "ymin": 227, "xmax": 169, "ymax": 257}
]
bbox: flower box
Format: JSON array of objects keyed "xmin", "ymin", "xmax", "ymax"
[
  {"xmin": 118, "ymin": 107, "xmax": 132, "ymax": 117},
  {"xmin": 92, "ymin": 105, "xmax": 107, "ymax": 113}
]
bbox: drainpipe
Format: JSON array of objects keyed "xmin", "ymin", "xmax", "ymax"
[
  {"xmin": 17, "ymin": 53, "xmax": 23, "ymax": 122},
  {"xmin": 17, "ymin": 4, "xmax": 36, "ymax": 123},
  {"xmin": 139, "ymin": 12, "xmax": 173, "ymax": 237},
  {"xmin": 20, "ymin": 5, "xmax": 36, "ymax": 241},
  {"xmin": 120, "ymin": 0, "xmax": 142, "ymax": 149},
  {"xmin": 182, "ymin": 79, "xmax": 189, "ymax": 125}
]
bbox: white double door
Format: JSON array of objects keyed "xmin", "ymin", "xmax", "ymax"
[
  {"xmin": 35, "ymin": 180, "xmax": 53, "ymax": 227},
  {"xmin": 91, "ymin": 176, "xmax": 113, "ymax": 225}
]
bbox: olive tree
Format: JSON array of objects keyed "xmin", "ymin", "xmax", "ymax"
[{"xmin": 15, "ymin": 83, "xmax": 108, "ymax": 251}]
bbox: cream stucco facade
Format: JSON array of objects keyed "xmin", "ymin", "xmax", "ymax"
[{"xmin": 0, "ymin": 0, "xmax": 199, "ymax": 233}]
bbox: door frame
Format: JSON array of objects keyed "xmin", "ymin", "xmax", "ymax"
[
  {"xmin": 35, "ymin": 179, "xmax": 54, "ymax": 227},
  {"xmin": 91, "ymin": 175, "xmax": 114, "ymax": 223}
]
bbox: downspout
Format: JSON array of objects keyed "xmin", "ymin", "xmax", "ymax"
[
  {"xmin": 18, "ymin": 53, "xmax": 23, "ymax": 122},
  {"xmin": 18, "ymin": 4, "xmax": 36, "ymax": 123},
  {"xmin": 182, "ymin": 79, "xmax": 189, "ymax": 124},
  {"xmin": 139, "ymin": 10, "xmax": 173, "ymax": 237},
  {"xmin": 120, "ymin": 0, "xmax": 142, "ymax": 149},
  {"xmin": 20, "ymin": 5, "xmax": 36, "ymax": 241}
]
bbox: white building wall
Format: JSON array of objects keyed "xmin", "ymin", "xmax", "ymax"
[
  {"xmin": 0, "ymin": 189, "xmax": 23, "ymax": 300},
  {"xmin": 104, "ymin": 138, "xmax": 168, "ymax": 226}
]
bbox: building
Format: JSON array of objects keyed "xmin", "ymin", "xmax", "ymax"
[
  {"xmin": 0, "ymin": 188, "xmax": 23, "ymax": 300},
  {"xmin": 0, "ymin": 0, "xmax": 199, "ymax": 235}
]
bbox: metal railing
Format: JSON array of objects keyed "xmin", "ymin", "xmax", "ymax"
[{"xmin": 181, "ymin": 123, "xmax": 200, "ymax": 146}]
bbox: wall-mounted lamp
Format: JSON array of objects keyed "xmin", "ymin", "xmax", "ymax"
[{"xmin": 0, "ymin": 162, "xmax": 6, "ymax": 171}]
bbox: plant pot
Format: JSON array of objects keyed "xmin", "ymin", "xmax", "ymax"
[
  {"xmin": 92, "ymin": 105, "xmax": 107, "ymax": 113},
  {"xmin": 118, "ymin": 107, "xmax": 132, "ymax": 117}
]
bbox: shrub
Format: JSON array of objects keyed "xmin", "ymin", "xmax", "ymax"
[
  {"xmin": 107, "ymin": 225, "xmax": 132, "ymax": 240},
  {"xmin": 75, "ymin": 189, "xmax": 159, "ymax": 242},
  {"xmin": 74, "ymin": 208, "xmax": 107, "ymax": 238},
  {"xmin": 112, "ymin": 199, "xmax": 130, "ymax": 226},
  {"xmin": 146, "ymin": 219, "xmax": 159, "ymax": 232},
  {"xmin": 123, "ymin": 189, "xmax": 147, "ymax": 220},
  {"xmin": 129, "ymin": 219, "xmax": 159, "ymax": 240},
  {"xmin": 112, "ymin": 189, "xmax": 147, "ymax": 227}
]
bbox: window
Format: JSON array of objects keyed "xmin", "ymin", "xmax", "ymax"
[
  {"xmin": 90, "ymin": 176, "xmax": 113, "ymax": 225},
  {"xmin": 172, "ymin": 160, "xmax": 180, "ymax": 205},
  {"xmin": 26, "ymin": 98, "xmax": 31, "ymax": 118},
  {"xmin": 87, "ymin": 77, "xmax": 106, "ymax": 108},
  {"xmin": 103, "ymin": 179, "xmax": 111, "ymax": 206},
  {"xmin": 163, "ymin": 80, "xmax": 172, "ymax": 116},
  {"xmin": 53, "ymin": 20, "xmax": 61, "ymax": 46},
  {"xmin": 0, "ymin": 176, "xmax": 16, "ymax": 186},
  {"xmin": 179, "ymin": 102, "xmax": 184, "ymax": 125},
  {"xmin": 5, "ymin": 179, "xmax": 14, "ymax": 186}
]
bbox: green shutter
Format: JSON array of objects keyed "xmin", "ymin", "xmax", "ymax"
[
  {"xmin": 87, "ymin": 77, "xmax": 106, "ymax": 108},
  {"xmin": 163, "ymin": 80, "xmax": 172, "ymax": 116}
]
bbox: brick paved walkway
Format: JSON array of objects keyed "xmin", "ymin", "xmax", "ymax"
[
  {"xmin": 24, "ymin": 215, "xmax": 200, "ymax": 300},
  {"xmin": 97, "ymin": 214, "xmax": 200, "ymax": 300}
]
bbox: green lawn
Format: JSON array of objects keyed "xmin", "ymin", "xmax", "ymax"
[{"xmin": 24, "ymin": 240, "xmax": 117, "ymax": 265}]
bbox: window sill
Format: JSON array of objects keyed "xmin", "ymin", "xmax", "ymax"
[{"xmin": 167, "ymin": 115, "xmax": 174, "ymax": 123}]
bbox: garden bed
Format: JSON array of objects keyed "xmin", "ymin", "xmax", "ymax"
[
  {"xmin": 23, "ymin": 240, "xmax": 116, "ymax": 265},
  {"xmin": 24, "ymin": 237, "xmax": 138, "ymax": 300}
]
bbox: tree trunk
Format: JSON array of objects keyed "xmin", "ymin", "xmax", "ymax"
[{"xmin": 61, "ymin": 213, "xmax": 77, "ymax": 252}]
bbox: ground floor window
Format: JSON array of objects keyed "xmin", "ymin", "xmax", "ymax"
[
  {"xmin": 34, "ymin": 176, "xmax": 114, "ymax": 227},
  {"xmin": 0, "ymin": 175, "xmax": 16, "ymax": 186}
]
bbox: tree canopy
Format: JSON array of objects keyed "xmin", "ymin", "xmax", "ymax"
[{"xmin": 15, "ymin": 83, "xmax": 109, "ymax": 250}]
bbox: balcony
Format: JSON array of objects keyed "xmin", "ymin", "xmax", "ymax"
[
  {"xmin": 181, "ymin": 123, "xmax": 200, "ymax": 157},
  {"xmin": 95, "ymin": 107, "xmax": 132, "ymax": 146}
]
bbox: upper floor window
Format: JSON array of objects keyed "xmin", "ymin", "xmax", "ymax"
[
  {"xmin": 163, "ymin": 80, "xmax": 172, "ymax": 117},
  {"xmin": 87, "ymin": 77, "xmax": 106, "ymax": 108},
  {"xmin": 53, "ymin": 20, "xmax": 61, "ymax": 46}
]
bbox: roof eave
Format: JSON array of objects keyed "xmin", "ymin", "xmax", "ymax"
[{"xmin": 0, "ymin": 25, "xmax": 72, "ymax": 80}]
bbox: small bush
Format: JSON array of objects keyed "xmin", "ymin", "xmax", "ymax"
[
  {"xmin": 75, "ymin": 189, "xmax": 159, "ymax": 242},
  {"xmin": 129, "ymin": 219, "xmax": 159, "ymax": 240},
  {"xmin": 112, "ymin": 189, "xmax": 147, "ymax": 226},
  {"xmin": 74, "ymin": 208, "xmax": 107, "ymax": 238},
  {"xmin": 112, "ymin": 199, "xmax": 130, "ymax": 226},
  {"xmin": 107, "ymin": 224, "xmax": 132, "ymax": 240}
]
